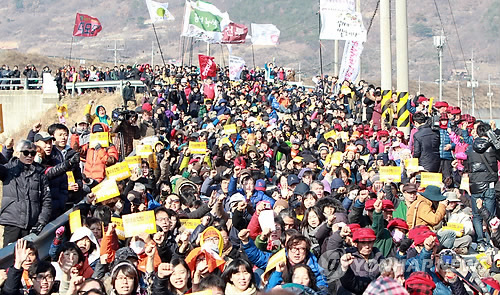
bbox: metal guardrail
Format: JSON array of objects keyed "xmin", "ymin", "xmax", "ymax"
[
  {"xmin": 0, "ymin": 78, "xmax": 43, "ymax": 91},
  {"xmin": 0, "ymin": 206, "xmax": 74, "ymax": 269},
  {"xmin": 65, "ymin": 80, "xmax": 146, "ymax": 97}
]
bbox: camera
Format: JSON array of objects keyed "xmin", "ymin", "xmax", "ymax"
[
  {"xmin": 487, "ymin": 129, "xmax": 500, "ymax": 150},
  {"xmin": 112, "ymin": 106, "xmax": 135, "ymax": 122}
]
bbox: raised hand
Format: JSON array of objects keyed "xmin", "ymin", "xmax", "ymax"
[
  {"xmin": 14, "ymin": 239, "xmax": 30, "ymax": 269},
  {"xmin": 340, "ymin": 253, "xmax": 354, "ymax": 271}
]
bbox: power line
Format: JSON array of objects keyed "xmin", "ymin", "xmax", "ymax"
[
  {"xmin": 432, "ymin": 0, "xmax": 458, "ymax": 73},
  {"xmin": 366, "ymin": 0, "xmax": 380, "ymax": 35},
  {"xmin": 446, "ymin": 0, "xmax": 469, "ymax": 75}
]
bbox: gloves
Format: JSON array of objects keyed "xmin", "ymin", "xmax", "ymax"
[
  {"xmin": 69, "ymin": 152, "xmax": 80, "ymax": 165},
  {"xmin": 30, "ymin": 223, "xmax": 45, "ymax": 235},
  {"xmin": 55, "ymin": 226, "xmax": 65, "ymax": 238},
  {"xmin": 399, "ymin": 238, "xmax": 413, "ymax": 254}
]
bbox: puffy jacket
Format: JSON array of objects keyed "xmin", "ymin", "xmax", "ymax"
[
  {"xmin": 0, "ymin": 158, "xmax": 52, "ymax": 229},
  {"xmin": 413, "ymin": 124, "xmax": 440, "ymax": 172},
  {"xmin": 83, "ymin": 124, "xmax": 119, "ymax": 182},
  {"xmin": 439, "ymin": 128, "xmax": 455, "ymax": 160},
  {"xmin": 465, "ymin": 137, "xmax": 500, "ymax": 194}
]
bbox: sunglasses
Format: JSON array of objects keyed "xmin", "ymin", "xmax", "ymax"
[{"xmin": 21, "ymin": 150, "xmax": 37, "ymax": 157}]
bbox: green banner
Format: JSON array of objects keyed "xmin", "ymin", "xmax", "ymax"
[{"xmin": 189, "ymin": 8, "xmax": 223, "ymax": 32}]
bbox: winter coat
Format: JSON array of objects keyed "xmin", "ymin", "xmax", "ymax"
[
  {"xmin": 112, "ymin": 120, "xmax": 141, "ymax": 157},
  {"xmin": 83, "ymin": 127, "xmax": 119, "ymax": 183},
  {"xmin": 406, "ymin": 195, "xmax": 446, "ymax": 229},
  {"xmin": 439, "ymin": 128, "xmax": 455, "ymax": 160},
  {"xmin": 465, "ymin": 137, "xmax": 500, "ymax": 194},
  {"xmin": 339, "ymin": 247, "xmax": 385, "ymax": 295},
  {"xmin": 0, "ymin": 158, "xmax": 51, "ymax": 229},
  {"xmin": 413, "ymin": 124, "xmax": 440, "ymax": 172}
]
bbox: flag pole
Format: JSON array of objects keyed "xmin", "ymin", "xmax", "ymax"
[
  {"xmin": 68, "ymin": 37, "xmax": 74, "ymax": 66},
  {"xmin": 220, "ymin": 44, "xmax": 226, "ymax": 68},
  {"xmin": 251, "ymin": 44, "xmax": 256, "ymax": 70},
  {"xmin": 181, "ymin": 36, "xmax": 186, "ymax": 67},
  {"xmin": 317, "ymin": 0, "xmax": 325, "ymax": 99},
  {"xmin": 152, "ymin": 23, "xmax": 167, "ymax": 67}
]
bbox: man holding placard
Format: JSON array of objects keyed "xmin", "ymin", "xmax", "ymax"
[{"xmin": 83, "ymin": 123, "xmax": 119, "ymax": 182}]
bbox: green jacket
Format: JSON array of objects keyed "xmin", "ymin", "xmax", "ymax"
[
  {"xmin": 393, "ymin": 201, "xmax": 408, "ymax": 220},
  {"xmin": 372, "ymin": 211, "xmax": 393, "ymax": 257}
]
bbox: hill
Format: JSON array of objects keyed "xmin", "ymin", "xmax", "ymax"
[{"xmin": 0, "ymin": 0, "xmax": 498, "ymax": 83}]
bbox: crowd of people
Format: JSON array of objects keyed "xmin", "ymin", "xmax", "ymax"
[{"xmin": 0, "ymin": 60, "xmax": 499, "ymax": 295}]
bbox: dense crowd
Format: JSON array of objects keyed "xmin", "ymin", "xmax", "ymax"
[{"xmin": 0, "ymin": 61, "xmax": 499, "ymax": 295}]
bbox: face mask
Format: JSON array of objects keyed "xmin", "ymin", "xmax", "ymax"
[
  {"xmin": 392, "ymin": 229, "xmax": 405, "ymax": 243},
  {"xmin": 131, "ymin": 240, "xmax": 145, "ymax": 254}
]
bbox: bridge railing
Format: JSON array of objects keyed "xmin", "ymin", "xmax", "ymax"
[
  {"xmin": 65, "ymin": 80, "xmax": 146, "ymax": 97},
  {"xmin": 0, "ymin": 78, "xmax": 44, "ymax": 91}
]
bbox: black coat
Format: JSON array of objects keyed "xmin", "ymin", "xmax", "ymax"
[
  {"xmin": 413, "ymin": 124, "xmax": 440, "ymax": 172},
  {"xmin": 465, "ymin": 137, "xmax": 500, "ymax": 194},
  {"xmin": 0, "ymin": 158, "xmax": 52, "ymax": 229}
]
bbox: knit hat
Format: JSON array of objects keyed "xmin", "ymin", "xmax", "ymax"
[
  {"xmin": 274, "ymin": 199, "xmax": 289, "ymax": 210},
  {"xmin": 352, "ymin": 228, "xmax": 376, "ymax": 242},
  {"xmin": 387, "ymin": 218, "xmax": 409, "ymax": 231},
  {"xmin": 409, "ymin": 226, "xmax": 437, "ymax": 246},
  {"xmin": 365, "ymin": 198, "xmax": 376, "ymax": 210},
  {"xmin": 364, "ymin": 277, "xmax": 409, "ymax": 295},
  {"xmin": 405, "ymin": 272, "xmax": 435, "ymax": 295},
  {"xmin": 435, "ymin": 101, "xmax": 448, "ymax": 108},
  {"xmin": 382, "ymin": 199, "xmax": 395, "ymax": 211}
]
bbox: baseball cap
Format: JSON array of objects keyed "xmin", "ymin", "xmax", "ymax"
[
  {"xmin": 34, "ymin": 132, "xmax": 54, "ymax": 142},
  {"xmin": 287, "ymin": 174, "xmax": 300, "ymax": 186}
]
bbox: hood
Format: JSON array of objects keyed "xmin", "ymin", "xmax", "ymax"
[
  {"xmin": 473, "ymin": 137, "xmax": 492, "ymax": 154},
  {"xmin": 173, "ymin": 177, "xmax": 197, "ymax": 196},
  {"xmin": 199, "ymin": 226, "xmax": 224, "ymax": 256},
  {"xmin": 95, "ymin": 105, "xmax": 105, "ymax": 117},
  {"xmin": 70, "ymin": 227, "xmax": 100, "ymax": 264}
]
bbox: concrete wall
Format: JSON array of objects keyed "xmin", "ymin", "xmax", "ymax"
[{"xmin": 0, "ymin": 90, "xmax": 58, "ymax": 136}]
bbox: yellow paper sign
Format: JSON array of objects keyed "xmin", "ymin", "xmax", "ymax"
[
  {"xmin": 420, "ymin": 172, "xmax": 443, "ymax": 188},
  {"xmin": 404, "ymin": 158, "xmax": 419, "ymax": 169},
  {"xmin": 89, "ymin": 132, "xmax": 109, "ymax": 148},
  {"xmin": 339, "ymin": 132, "xmax": 349, "ymax": 142},
  {"xmin": 122, "ymin": 211, "xmax": 157, "ymax": 238},
  {"xmin": 179, "ymin": 219, "xmax": 201, "ymax": 230},
  {"xmin": 106, "ymin": 162, "xmax": 131, "ymax": 181},
  {"xmin": 189, "ymin": 142, "xmax": 207, "ymax": 154},
  {"xmin": 428, "ymin": 97, "xmax": 434, "ymax": 113},
  {"xmin": 476, "ymin": 253, "xmax": 491, "ymax": 269},
  {"xmin": 324, "ymin": 130, "xmax": 337, "ymax": 140},
  {"xmin": 67, "ymin": 171, "xmax": 75, "ymax": 190},
  {"xmin": 136, "ymin": 145, "xmax": 153, "ymax": 157},
  {"xmin": 111, "ymin": 217, "xmax": 126, "ymax": 240},
  {"xmin": 219, "ymin": 137, "xmax": 232, "ymax": 147},
  {"xmin": 442, "ymin": 222, "xmax": 464, "ymax": 237},
  {"xmin": 92, "ymin": 179, "xmax": 121, "ymax": 203},
  {"xmin": 262, "ymin": 248, "xmax": 286, "ymax": 280},
  {"xmin": 224, "ymin": 124, "xmax": 237, "ymax": 135},
  {"xmin": 125, "ymin": 156, "xmax": 142, "ymax": 171},
  {"xmin": 379, "ymin": 166, "xmax": 402, "ymax": 182},
  {"xmin": 69, "ymin": 210, "xmax": 82, "ymax": 233},
  {"xmin": 330, "ymin": 152, "xmax": 343, "ymax": 166}
]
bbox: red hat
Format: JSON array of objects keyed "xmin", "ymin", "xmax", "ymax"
[
  {"xmin": 439, "ymin": 113, "xmax": 448, "ymax": 121},
  {"xmin": 395, "ymin": 131, "xmax": 404, "ymax": 138},
  {"xmin": 142, "ymin": 102, "xmax": 152, "ymax": 113},
  {"xmin": 417, "ymin": 96, "xmax": 428, "ymax": 103},
  {"xmin": 450, "ymin": 107, "xmax": 461, "ymax": 115},
  {"xmin": 409, "ymin": 226, "xmax": 437, "ymax": 246},
  {"xmin": 382, "ymin": 199, "xmax": 395, "ymax": 211},
  {"xmin": 234, "ymin": 156, "xmax": 247, "ymax": 169},
  {"xmin": 405, "ymin": 272, "xmax": 436, "ymax": 295},
  {"xmin": 434, "ymin": 101, "xmax": 448, "ymax": 108},
  {"xmin": 482, "ymin": 278, "xmax": 500, "ymax": 291},
  {"xmin": 377, "ymin": 130, "xmax": 389, "ymax": 138},
  {"xmin": 352, "ymin": 228, "xmax": 376, "ymax": 242},
  {"xmin": 348, "ymin": 224, "xmax": 361, "ymax": 232},
  {"xmin": 387, "ymin": 218, "xmax": 409, "ymax": 231},
  {"xmin": 188, "ymin": 158, "xmax": 200, "ymax": 165},
  {"xmin": 365, "ymin": 198, "xmax": 376, "ymax": 210}
]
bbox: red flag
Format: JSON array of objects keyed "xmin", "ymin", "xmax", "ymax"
[
  {"xmin": 221, "ymin": 22, "xmax": 248, "ymax": 44},
  {"xmin": 73, "ymin": 13, "xmax": 102, "ymax": 37},
  {"xmin": 198, "ymin": 55, "xmax": 217, "ymax": 80}
]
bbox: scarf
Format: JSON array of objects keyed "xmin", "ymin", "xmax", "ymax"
[{"xmin": 225, "ymin": 283, "xmax": 257, "ymax": 295}]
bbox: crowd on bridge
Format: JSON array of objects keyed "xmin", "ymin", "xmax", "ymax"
[{"xmin": 0, "ymin": 60, "xmax": 499, "ymax": 295}]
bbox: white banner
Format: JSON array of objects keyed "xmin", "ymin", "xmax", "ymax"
[
  {"xmin": 181, "ymin": 0, "xmax": 231, "ymax": 43},
  {"xmin": 338, "ymin": 40, "xmax": 363, "ymax": 82},
  {"xmin": 251, "ymin": 23, "xmax": 280, "ymax": 46},
  {"xmin": 145, "ymin": 0, "xmax": 175, "ymax": 23},
  {"xmin": 319, "ymin": 1, "xmax": 366, "ymax": 42},
  {"xmin": 229, "ymin": 56, "xmax": 246, "ymax": 81}
]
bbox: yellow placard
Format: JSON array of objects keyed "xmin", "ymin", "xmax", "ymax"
[
  {"xmin": 92, "ymin": 179, "xmax": 121, "ymax": 203},
  {"xmin": 404, "ymin": 158, "xmax": 419, "ymax": 169},
  {"xmin": 224, "ymin": 124, "xmax": 237, "ymax": 135},
  {"xmin": 179, "ymin": 219, "xmax": 201, "ymax": 230},
  {"xmin": 420, "ymin": 172, "xmax": 443, "ymax": 188},
  {"xmin": 476, "ymin": 253, "xmax": 491, "ymax": 269},
  {"xmin": 69, "ymin": 210, "xmax": 82, "ymax": 233},
  {"xmin": 379, "ymin": 166, "xmax": 402, "ymax": 182},
  {"xmin": 136, "ymin": 145, "xmax": 153, "ymax": 157},
  {"xmin": 111, "ymin": 217, "xmax": 126, "ymax": 240},
  {"xmin": 122, "ymin": 211, "xmax": 157, "ymax": 238},
  {"xmin": 442, "ymin": 222, "xmax": 464, "ymax": 237},
  {"xmin": 262, "ymin": 248, "xmax": 286, "ymax": 280},
  {"xmin": 330, "ymin": 152, "xmax": 343, "ymax": 166},
  {"xmin": 339, "ymin": 132, "xmax": 349, "ymax": 142},
  {"xmin": 219, "ymin": 137, "xmax": 232, "ymax": 147},
  {"xmin": 67, "ymin": 171, "xmax": 75, "ymax": 190},
  {"xmin": 89, "ymin": 132, "xmax": 109, "ymax": 149},
  {"xmin": 324, "ymin": 130, "xmax": 337, "ymax": 140},
  {"xmin": 189, "ymin": 142, "xmax": 207, "ymax": 154},
  {"xmin": 125, "ymin": 156, "xmax": 142, "ymax": 171},
  {"xmin": 292, "ymin": 156, "xmax": 303, "ymax": 163},
  {"xmin": 428, "ymin": 97, "xmax": 434, "ymax": 113},
  {"xmin": 106, "ymin": 162, "xmax": 131, "ymax": 181}
]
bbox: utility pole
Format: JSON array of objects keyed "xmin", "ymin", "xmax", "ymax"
[
  {"xmin": 334, "ymin": 40, "xmax": 339, "ymax": 76},
  {"xmin": 107, "ymin": 40, "xmax": 124, "ymax": 66},
  {"xmin": 457, "ymin": 81, "xmax": 461, "ymax": 109},
  {"xmin": 151, "ymin": 41, "xmax": 154, "ymax": 68},
  {"xmin": 433, "ymin": 29, "xmax": 445, "ymax": 101},
  {"xmin": 396, "ymin": 0, "xmax": 410, "ymax": 134},
  {"xmin": 467, "ymin": 50, "xmax": 477, "ymax": 116},
  {"xmin": 380, "ymin": 0, "xmax": 392, "ymax": 128},
  {"xmin": 355, "ymin": 0, "xmax": 361, "ymax": 84},
  {"xmin": 488, "ymin": 74, "xmax": 493, "ymax": 120}
]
